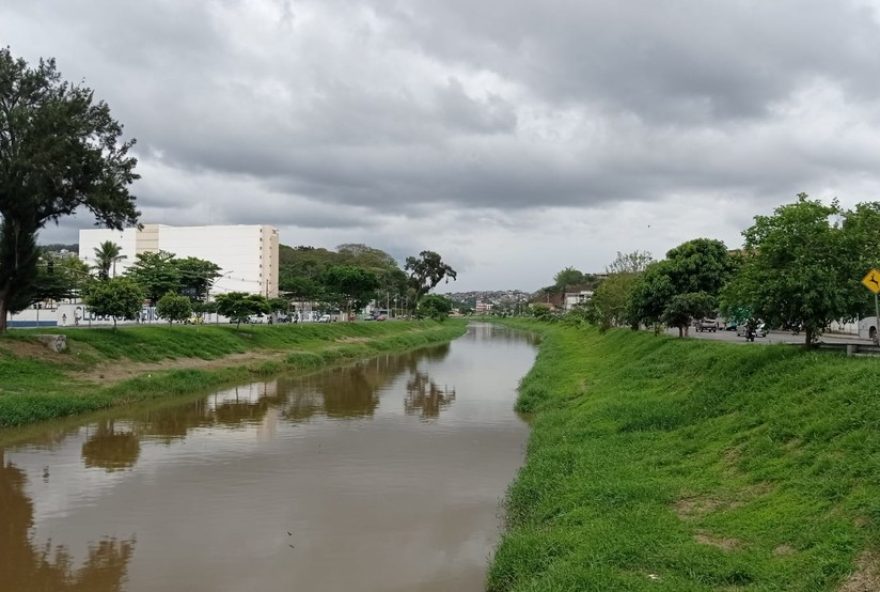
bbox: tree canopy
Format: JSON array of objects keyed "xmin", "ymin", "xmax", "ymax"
[
  {"xmin": 405, "ymin": 250, "xmax": 457, "ymax": 308},
  {"xmin": 0, "ymin": 49, "xmax": 139, "ymax": 330}
]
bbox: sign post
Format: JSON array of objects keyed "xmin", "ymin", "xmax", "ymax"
[{"xmin": 861, "ymin": 269, "xmax": 880, "ymax": 343}]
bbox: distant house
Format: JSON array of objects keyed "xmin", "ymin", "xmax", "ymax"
[
  {"xmin": 564, "ymin": 290, "xmax": 593, "ymax": 312},
  {"xmin": 475, "ymin": 300, "xmax": 494, "ymax": 314}
]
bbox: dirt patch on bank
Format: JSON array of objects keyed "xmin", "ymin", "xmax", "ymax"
[
  {"xmin": 70, "ymin": 350, "xmax": 289, "ymax": 385},
  {"xmin": 0, "ymin": 338, "xmax": 72, "ymax": 364},
  {"xmin": 838, "ymin": 552, "xmax": 880, "ymax": 592},
  {"xmin": 694, "ymin": 531, "xmax": 741, "ymax": 551},
  {"xmin": 336, "ymin": 337, "xmax": 372, "ymax": 344}
]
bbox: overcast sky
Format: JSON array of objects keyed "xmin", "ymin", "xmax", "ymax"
[{"xmin": 4, "ymin": 0, "xmax": 880, "ymax": 291}]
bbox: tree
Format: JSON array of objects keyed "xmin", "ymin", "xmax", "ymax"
[
  {"xmin": 83, "ymin": 278, "xmax": 144, "ymax": 328},
  {"xmin": 405, "ymin": 251, "xmax": 457, "ymax": 309},
  {"xmin": 126, "ymin": 251, "xmax": 180, "ymax": 304},
  {"xmin": 174, "ymin": 257, "xmax": 221, "ymax": 302},
  {"xmin": 606, "ymin": 250, "xmax": 653, "ymax": 275},
  {"xmin": 588, "ymin": 251, "xmax": 654, "ymax": 331},
  {"xmin": 156, "ymin": 292, "xmax": 192, "ymax": 325},
  {"xmin": 417, "ymin": 294, "xmax": 453, "ymax": 321},
  {"xmin": 661, "ymin": 292, "xmax": 715, "ymax": 337},
  {"xmin": 723, "ymin": 194, "xmax": 854, "ymax": 346},
  {"xmin": 627, "ymin": 239, "xmax": 733, "ymax": 334},
  {"xmin": 321, "ymin": 265, "xmax": 380, "ymax": 318},
  {"xmin": 93, "ymin": 241, "xmax": 125, "ymax": 280},
  {"xmin": 554, "ymin": 266, "xmax": 586, "ymax": 295},
  {"xmin": 215, "ymin": 292, "xmax": 270, "ymax": 328},
  {"xmin": 0, "ymin": 49, "xmax": 139, "ymax": 331}
]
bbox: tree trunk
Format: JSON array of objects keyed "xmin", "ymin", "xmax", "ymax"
[
  {"xmin": 805, "ymin": 327, "xmax": 814, "ymax": 347},
  {"xmin": 0, "ymin": 288, "xmax": 8, "ymax": 333}
]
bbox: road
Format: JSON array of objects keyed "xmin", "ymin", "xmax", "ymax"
[{"xmin": 666, "ymin": 327, "xmax": 873, "ymax": 346}]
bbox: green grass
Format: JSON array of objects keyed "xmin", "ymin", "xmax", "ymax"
[
  {"xmin": 0, "ymin": 321, "xmax": 467, "ymax": 428},
  {"xmin": 488, "ymin": 320, "xmax": 880, "ymax": 592}
]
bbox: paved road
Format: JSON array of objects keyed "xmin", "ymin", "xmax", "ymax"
[{"xmin": 666, "ymin": 327, "xmax": 873, "ymax": 346}]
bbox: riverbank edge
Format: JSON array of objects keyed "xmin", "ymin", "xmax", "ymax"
[
  {"xmin": 486, "ymin": 318, "xmax": 879, "ymax": 591},
  {"xmin": 0, "ymin": 320, "xmax": 468, "ymax": 429}
]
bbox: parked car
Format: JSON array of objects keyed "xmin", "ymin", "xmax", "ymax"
[
  {"xmin": 696, "ymin": 318, "xmax": 718, "ymax": 332},
  {"xmin": 318, "ymin": 314, "xmax": 332, "ymax": 323}
]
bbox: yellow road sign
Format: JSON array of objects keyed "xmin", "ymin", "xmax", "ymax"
[{"xmin": 863, "ymin": 269, "xmax": 880, "ymax": 294}]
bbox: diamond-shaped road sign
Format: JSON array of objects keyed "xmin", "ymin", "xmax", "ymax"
[{"xmin": 862, "ymin": 269, "xmax": 880, "ymax": 294}]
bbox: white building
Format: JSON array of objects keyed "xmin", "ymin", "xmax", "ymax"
[
  {"xmin": 79, "ymin": 224, "xmax": 279, "ymax": 298},
  {"xmin": 564, "ymin": 290, "xmax": 593, "ymax": 312}
]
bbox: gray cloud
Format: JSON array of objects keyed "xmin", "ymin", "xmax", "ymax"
[{"xmin": 4, "ymin": 0, "xmax": 880, "ymax": 289}]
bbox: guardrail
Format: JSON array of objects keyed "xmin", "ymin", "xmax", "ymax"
[{"xmin": 815, "ymin": 342, "xmax": 880, "ymax": 356}]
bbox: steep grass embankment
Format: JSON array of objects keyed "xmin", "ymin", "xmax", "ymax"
[
  {"xmin": 489, "ymin": 320, "xmax": 880, "ymax": 592},
  {"xmin": 0, "ymin": 321, "xmax": 466, "ymax": 427}
]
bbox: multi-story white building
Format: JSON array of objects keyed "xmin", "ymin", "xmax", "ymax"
[{"xmin": 79, "ymin": 224, "xmax": 279, "ymax": 298}]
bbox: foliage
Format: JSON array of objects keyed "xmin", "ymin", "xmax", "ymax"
[
  {"xmin": 0, "ymin": 48, "xmax": 139, "ymax": 330},
  {"xmin": 156, "ymin": 292, "xmax": 192, "ymax": 325},
  {"xmin": 267, "ymin": 297, "xmax": 290, "ymax": 312},
  {"xmin": 320, "ymin": 265, "xmax": 380, "ymax": 315},
  {"xmin": 93, "ymin": 241, "xmax": 126, "ymax": 280},
  {"xmin": 722, "ymin": 194, "xmax": 857, "ymax": 346},
  {"xmin": 605, "ymin": 250, "xmax": 653, "ymax": 274},
  {"xmin": 416, "ymin": 294, "xmax": 453, "ymax": 321},
  {"xmin": 214, "ymin": 292, "xmax": 270, "ymax": 327},
  {"xmin": 628, "ymin": 239, "xmax": 733, "ymax": 333},
  {"xmin": 587, "ymin": 272, "xmax": 640, "ymax": 331},
  {"xmin": 529, "ymin": 303, "xmax": 554, "ymax": 321},
  {"xmin": 405, "ymin": 250, "xmax": 457, "ymax": 307},
  {"xmin": 553, "ymin": 266, "xmax": 586, "ymax": 291},
  {"xmin": 175, "ymin": 257, "xmax": 221, "ymax": 301},
  {"xmin": 489, "ymin": 320, "xmax": 880, "ymax": 591},
  {"xmin": 31, "ymin": 253, "xmax": 79, "ymax": 304},
  {"xmin": 661, "ymin": 291, "xmax": 715, "ymax": 336},
  {"xmin": 125, "ymin": 251, "xmax": 181, "ymax": 304},
  {"xmin": 83, "ymin": 278, "xmax": 144, "ymax": 328}
]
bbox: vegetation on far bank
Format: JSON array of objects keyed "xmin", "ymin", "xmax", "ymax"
[
  {"xmin": 489, "ymin": 319, "xmax": 880, "ymax": 591},
  {"xmin": 0, "ymin": 320, "xmax": 466, "ymax": 428}
]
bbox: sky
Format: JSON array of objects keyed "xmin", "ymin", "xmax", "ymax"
[{"xmin": 4, "ymin": 0, "xmax": 880, "ymax": 291}]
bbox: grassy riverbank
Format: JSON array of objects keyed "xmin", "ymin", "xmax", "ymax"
[
  {"xmin": 0, "ymin": 320, "xmax": 466, "ymax": 428},
  {"xmin": 489, "ymin": 320, "xmax": 880, "ymax": 591}
]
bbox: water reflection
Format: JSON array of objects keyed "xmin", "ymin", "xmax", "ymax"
[
  {"xmin": 0, "ymin": 450, "xmax": 136, "ymax": 591},
  {"xmin": 404, "ymin": 372, "xmax": 456, "ymax": 420},
  {"xmin": 81, "ymin": 421, "xmax": 140, "ymax": 471},
  {"xmin": 72, "ymin": 343, "xmax": 456, "ymax": 473},
  {"xmin": 0, "ymin": 325, "xmax": 539, "ymax": 592}
]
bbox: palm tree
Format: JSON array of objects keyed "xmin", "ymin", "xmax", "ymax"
[{"xmin": 93, "ymin": 241, "xmax": 126, "ymax": 280}]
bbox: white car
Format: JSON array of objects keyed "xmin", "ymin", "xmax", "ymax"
[{"xmin": 318, "ymin": 314, "xmax": 331, "ymax": 323}]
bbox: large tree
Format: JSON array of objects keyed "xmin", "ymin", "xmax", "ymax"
[
  {"xmin": 175, "ymin": 256, "xmax": 221, "ymax": 302},
  {"xmin": 126, "ymin": 251, "xmax": 180, "ymax": 304},
  {"xmin": 405, "ymin": 250, "xmax": 457, "ymax": 309},
  {"xmin": 723, "ymin": 194, "xmax": 858, "ymax": 346},
  {"xmin": 0, "ymin": 49, "xmax": 139, "ymax": 331},
  {"xmin": 628, "ymin": 239, "xmax": 733, "ymax": 334},
  {"xmin": 321, "ymin": 265, "xmax": 380, "ymax": 318},
  {"xmin": 83, "ymin": 278, "xmax": 144, "ymax": 329}
]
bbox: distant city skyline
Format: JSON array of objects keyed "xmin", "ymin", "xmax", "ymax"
[{"xmin": 7, "ymin": 0, "xmax": 880, "ymax": 291}]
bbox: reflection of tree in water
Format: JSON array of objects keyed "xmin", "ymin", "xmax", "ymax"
[
  {"xmin": 81, "ymin": 421, "xmax": 140, "ymax": 471},
  {"xmin": 404, "ymin": 372, "xmax": 456, "ymax": 419},
  {"xmin": 0, "ymin": 450, "xmax": 136, "ymax": 591},
  {"xmin": 278, "ymin": 343, "xmax": 453, "ymax": 422}
]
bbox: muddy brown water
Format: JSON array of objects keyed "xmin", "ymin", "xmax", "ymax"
[{"xmin": 0, "ymin": 323, "xmax": 537, "ymax": 592}]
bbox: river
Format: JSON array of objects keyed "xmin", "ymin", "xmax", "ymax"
[{"xmin": 0, "ymin": 323, "xmax": 537, "ymax": 592}]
